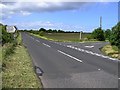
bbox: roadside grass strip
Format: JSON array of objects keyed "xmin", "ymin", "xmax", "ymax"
[
  {"xmin": 2, "ymin": 45, "xmax": 42, "ymax": 88},
  {"xmin": 101, "ymin": 44, "xmax": 120, "ymax": 60},
  {"xmin": 0, "ymin": 46, "xmax": 2, "ymax": 65},
  {"xmin": 0, "ymin": 46, "xmax": 2, "ymax": 89},
  {"xmin": 2, "ymin": 33, "xmax": 42, "ymax": 88}
]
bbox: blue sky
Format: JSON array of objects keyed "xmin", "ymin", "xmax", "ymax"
[
  {"xmin": 118, "ymin": 1, "xmax": 120, "ymax": 21},
  {"xmin": 1, "ymin": 1, "xmax": 118, "ymax": 32}
]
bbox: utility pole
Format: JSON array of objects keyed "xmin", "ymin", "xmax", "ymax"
[
  {"xmin": 80, "ymin": 31, "xmax": 82, "ymax": 40},
  {"xmin": 100, "ymin": 16, "xmax": 102, "ymax": 29}
]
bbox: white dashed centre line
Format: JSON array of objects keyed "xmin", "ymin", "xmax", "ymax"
[
  {"xmin": 31, "ymin": 37, "xmax": 34, "ymax": 40},
  {"xmin": 43, "ymin": 43, "xmax": 51, "ymax": 48},
  {"xmin": 57, "ymin": 50, "xmax": 83, "ymax": 63},
  {"xmin": 36, "ymin": 40, "xmax": 40, "ymax": 42},
  {"xmin": 98, "ymin": 69, "xmax": 101, "ymax": 71},
  {"xmin": 85, "ymin": 46, "xmax": 94, "ymax": 48}
]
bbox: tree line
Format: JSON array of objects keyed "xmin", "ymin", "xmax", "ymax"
[
  {"xmin": 21, "ymin": 28, "xmax": 86, "ymax": 33},
  {"xmin": 22, "ymin": 28, "xmax": 65, "ymax": 33}
]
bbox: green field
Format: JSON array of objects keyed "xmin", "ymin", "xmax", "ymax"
[
  {"xmin": 30, "ymin": 32, "xmax": 96, "ymax": 42},
  {"xmin": 44, "ymin": 33, "xmax": 91, "ymax": 42}
]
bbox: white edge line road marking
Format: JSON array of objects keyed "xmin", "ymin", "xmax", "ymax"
[
  {"xmin": 98, "ymin": 69, "xmax": 101, "ymax": 71},
  {"xmin": 85, "ymin": 46, "xmax": 94, "ymax": 48},
  {"xmin": 36, "ymin": 40, "xmax": 40, "ymax": 42},
  {"xmin": 73, "ymin": 47, "xmax": 77, "ymax": 49},
  {"xmin": 31, "ymin": 37, "xmax": 34, "ymax": 39},
  {"xmin": 67, "ymin": 46, "xmax": 119, "ymax": 62},
  {"xmin": 43, "ymin": 43, "xmax": 51, "ymax": 48},
  {"xmin": 57, "ymin": 50, "xmax": 83, "ymax": 63},
  {"xmin": 67, "ymin": 45, "xmax": 72, "ymax": 48}
]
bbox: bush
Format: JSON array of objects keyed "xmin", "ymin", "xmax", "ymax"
[
  {"xmin": 2, "ymin": 25, "xmax": 14, "ymax": 45},
  {"xmin": 92, "ymin": 27, "xmax": 105, "ymax": 41},
  {"xmin": 87, "ymin": 35, "xmax": 93, "ymax": 40},
  {"xmin": 39, "ymin": 28, "xmax": 46, "ymax": 32},
  {"xmin": 105, "ymin": 29, "xmax": 111, "ymax": 40},
  {"xmin": 110, "ymin": 22, "xmax": 120, "ymax": 49},
  {"xmin": 39, "ymin": 31, "xmax": 45, "ymax": 36}
]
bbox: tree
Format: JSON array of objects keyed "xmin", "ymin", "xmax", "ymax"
[
  {"xmin": 92, "ymin": 27, "xmax": 105, "ymax": 41},
  {"xmin": 47, "ymin": 29, "xmax": 53, "ymax": 33},
  {"xmin": 110, "ymin": 22, "xmax": 120, "ymax": 49},
  {"xmin": 39, "ymin": 31, "xmax": 45, "ymax": 36},
  {"xmin": 39, "ymin": 28, "xmax": 46, "ymax": 32},
  {"xmin": 58, "ymin": 30, "xmax": 64, "ymax": 33},
  {"xmin": 53, "ymin": 30, "xmax": 57, "ymax": 33},
  {"xmin": 105, "ymin": 29, "xmax": 111, "ymax": 40}
]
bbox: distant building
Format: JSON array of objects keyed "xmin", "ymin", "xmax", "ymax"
[{"xmin": 6, "ymin": 26, "xmax": 16, "ymax": 33}]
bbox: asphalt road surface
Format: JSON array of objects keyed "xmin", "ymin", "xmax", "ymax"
[{"xmin": 21, "ymin": 32, "xmax": 119, "ymax": 88}]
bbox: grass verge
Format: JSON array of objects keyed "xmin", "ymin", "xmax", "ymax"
[
  {"xmin": 2, "ymin": 33, "xmax": 42, "ymax": 88},
  {"xmin": 101, "ymin": 44, "xmax": 120, "ymax": 60},
  {"xmin": 30, "ymin": 33, "xmax": 73, "ymax": 42},
  {"xmin": 0, "ymin": 45, "xmax": 2, "ymax": 66},
  {"xmin": 0, "ymin": 45, "xmax": 2, "ymax": 90}
]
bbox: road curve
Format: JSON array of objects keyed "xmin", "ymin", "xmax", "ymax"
[{"xmin": 21, "ymin": 32, "xmax": 118, "ymax": 88}]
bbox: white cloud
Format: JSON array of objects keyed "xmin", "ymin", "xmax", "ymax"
[
  {"xmin": 4, "ymin": 21, "xmax": 83, "ymax": 31},
  {"xmin": 1, "ymin": 0, "xmax": 119, "ymax": 2},
  {"xmin": 1, "ymin": 2, "xmax": 88, "ymax": 19},
  {"xmin": 2, "ymin": 0, "xmax": 117, "ymax": 19},
  {"xmin": 20, "ymin": 11, "xmax": 31, "ymax": 16}
]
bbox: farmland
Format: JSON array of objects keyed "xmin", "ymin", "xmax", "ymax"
[{"xmin": 32, "ymin": 32, "xmax": 93, "ymax": 42}]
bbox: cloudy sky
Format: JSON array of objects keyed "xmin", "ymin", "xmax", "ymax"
[{"xmin": 1, "ymin": 0, "xmax": 119, "ymax": 32}]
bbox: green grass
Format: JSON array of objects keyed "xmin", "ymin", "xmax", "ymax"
[
  {"xmin": 2, "ymin": 33, "xmax": 42, "ymax": 88},
  {"xmin": 44, "ymin": 33, "xmax": 91, "ymax": 42},
  {"xmin": 0, "ymin": 45, "xmax": 2, "ymax": 90},
  {"xmin": 45, "ymin": 33, "xmax": 82, "ymax": 42},
  {"xmin": 101, "ymin": 44, "xmax": 120, "ymax": 60},
  {"xmin": 2, "ymin": 45, "xmax": 42, "ymax": 88},
  {"xmin": 0, "ymin": 45, "xmax": 2, "ymax": 65},
  {"xmin": 30, "ymin": 33, "xmax": 99, "ymax": 42},
  {"xmin": 16, "ymin": 33, "xmax": 22, "ymax": 45}
]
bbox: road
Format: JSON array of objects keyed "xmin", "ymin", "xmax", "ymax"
[
  {"xmin": 56, "ymin": 41, "xmax": 109, "ymax": 54},
  {"xmin": 21, "ymin": 32, "xmax": 119, "ymax": 88}
]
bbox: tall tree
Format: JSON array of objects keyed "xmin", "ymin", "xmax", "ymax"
[
  {"xmin": 110, "ymin": 22, "xmax": 120, "ymax": 49},
  {"xmin": 39, "ymin": 28, "xmax": 46, "ymax": 32},
  {"xmin": 105, "ymin": 29, "xmax": 111, "ymax": 40},
  {"xmin": 92, "ymin": 27, "xmax": 105, "ymax": 41}
]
